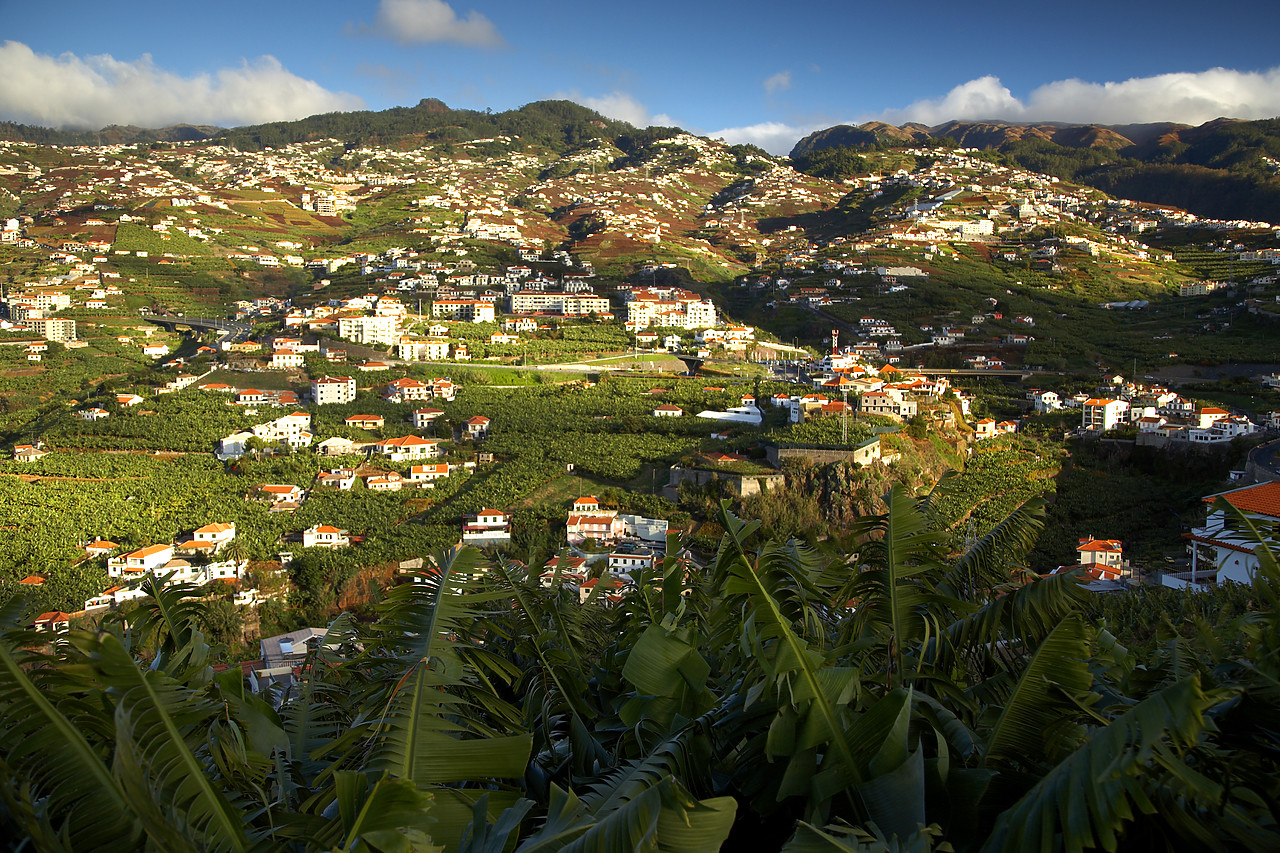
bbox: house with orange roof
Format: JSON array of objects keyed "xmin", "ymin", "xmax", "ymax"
[
  {"xmin": 1076, "ymin": 538, "xmax": 1127, "ymax": 580},
  {"xmin": 408, "ymin": 462, "xmax": 450, "ymax": 485},
  {"xmin": 32, "ymin": 611, "xmax": 72, "ymax": 633},
  {"xmin": 19, "ymin": 575, "xmax": 45, "ymax": 586},
  {"xmin": 303, "ymin": 524, "xmax": 350, "ymax": 549},
  {"xmin": 386, "ymin": 377, "xmax": 430, "ymax": 402},
  {"xmin": 1082, "ymin": 398, "xmax": 1129, "ymax": 432},
  {"xmin": 1196, "ymin": 407, "xmax": 1231, "ymax": 429},
  {"xmin": 364, "ymin": 472, "xmax": 404, "ymax": 491},
  {"xmin": 84, "ymin": 540, "xmax": 118, "ymax": 558},
  {"xmin": 462, "ymin": 509, "xmax": 511, "ymax": 545},
  {"xmin": 375, "ymin": 435, "xmax": 439, "ymax": 462},
  {"xmin": 108, "ymin": 543, "xmax": 175, "ymax": 577},
  {"xmin": 464, "ymin": 415, "xmax": 491, "ymax": 439},
  {"xmin": 260, "ymin": 484, "xmax": 303, "ymax": 503},
  {"xmin": 1184, "ymin": 481, "xmax": 1280, "ymax": 586},
  {"xmin": 345, "ymin": 414, "xmax": 385, "ymax": 430},
  {"xmin": 573, "ymin": 496, "xmax": 600, "ymax": 513},
  {"xmin": 13, "ymin": 443, "xmax": 49, "ymax": 462},
  {"xmin": 973, "ymin": 418, "xmax": 998, "ymax": 440}
]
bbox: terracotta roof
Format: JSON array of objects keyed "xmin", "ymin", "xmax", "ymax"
[
  {"xmin": 195, "ymin": 522, "xmax": 234, "ymax": 534},
  {"xmin": 1204, "ymin": 482, "xmax": 1280, "ymax": 519},
  {"xmin": 1078, "ymin": 539, "xmax": 1122, "ymax": 553},
  {"xmin": 128, "ymin": 544, "xmax": 171, "ymax": 558}
]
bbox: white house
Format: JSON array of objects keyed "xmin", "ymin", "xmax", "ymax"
[
  {"xmin": 303, "ymin": 525, "xmax": 350, "ymax": 549},
  {"xmin": 412, "ymin": 407, "xmax": 445, "ymax": 429},
  {"xmin": 1184, "ymin": 482, "xmax": 1280, "ymax": 585},
  {"xmin": 108, "ymin": 543, "xmax": 175, "ymax": 578},
  {"xmin": 375, "ymin": 435, "xmax": 439, "ymax": 462},
  {"xmin": 463, "ymin": 509, "xmax": 511, "ymax": 545},
  {"xmin": 464, "ymin": 416, "xmax": 490, "ymax": 439},
  {"xmin": 409, "ymin": 462, "xmax": 450, "ymax": 485}
]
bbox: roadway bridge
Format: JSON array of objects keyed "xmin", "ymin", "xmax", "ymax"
[{"xmin": 138, "ymin": 312, "xmax": 251, "ymax": 340}]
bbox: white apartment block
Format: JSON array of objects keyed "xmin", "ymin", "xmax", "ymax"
[
  {"xmin": 508, "ymin": 291, "xmax": 611, "ymax": 315},
  {"xmin": 337, "ymin": 314, "xmax": 400, "ymax": 346},
  {"xmin": 431, "ymin": 299, "xmax": 496, "ymax": 323},
  {"xmin": 29, "ymin": 317, "xmax": 77, "ymax": 342},
  {"xmin": 311, "ymin": 376, "xmax": 356, "ymax": 405}
]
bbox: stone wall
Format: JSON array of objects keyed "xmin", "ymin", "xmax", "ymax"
[{"xmin": 665, "ymin": 466, "xmax": 786, "ymax": 498}]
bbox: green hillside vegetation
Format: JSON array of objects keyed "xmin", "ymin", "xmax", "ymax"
[
  {"xmin": 215, "ymin": 99, "xmax": 637, "ymax": 155},
  {"xmin": 5, "ymin": 495, "xmax": 1280, "ymax": 851},
  {"xmin": 790, "ymin": 117, "xmax": 1280, "ymax": 224}
]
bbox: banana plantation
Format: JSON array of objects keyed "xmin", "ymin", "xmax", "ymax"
[{"xmin": 1, "ymin": 488, "xmax": 1277, "ymax": 852}]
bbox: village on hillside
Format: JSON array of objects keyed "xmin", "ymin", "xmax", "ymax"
[{"xmin": 2, "ymin": 123, "xmax": 1280, "ymax": 652}]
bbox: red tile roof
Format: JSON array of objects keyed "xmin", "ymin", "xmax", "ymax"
[{"xmin": 1205, "ymin": 482, "xmax": 1280, "ymax": 518}]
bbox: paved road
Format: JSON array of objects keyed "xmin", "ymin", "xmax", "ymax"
[
  {"xmin": 138, "ymin": 312, "xmax": 252, "ymax": 341},
  {"xmin": 1250, "ymin": 437, "xmax": 1280, "ymax": 481}
]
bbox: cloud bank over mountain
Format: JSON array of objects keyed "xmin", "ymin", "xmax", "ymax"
[
  {"xmin": 715, "ymin": 66, "xmax": 1280, "ymax": 155},
  {"xmin": 0, "ymin": 41, "xmax": 363, "ymax": 130}
]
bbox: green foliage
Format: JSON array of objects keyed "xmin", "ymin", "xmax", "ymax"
[
  {"xmin": 4, "ymin": 499, "xmax": 1280, "ymax": 852},
  {"xmin": 217, "ymin": 99, "xmax": 636, "ymax": 156}
]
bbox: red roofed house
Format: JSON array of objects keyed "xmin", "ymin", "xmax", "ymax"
[
  {"xmin": 464, "ymin": 415, "xmax": 491, "ymax": 439},
  {"xmin": 573, "ymin": 496, "xmax": 600, "ymax": 513},
  {"xmin": 1186, "ymin": 481, "xmax": 1280, "ymax": 586},
  {"xmin": 345, "ymin": 414, "xmax": 386, "ymax": 430},
  {"xmin": 463, "ymin": 509, "xmax": 511, "ymax": 544},
  {"xmin": 364, "ymin": 472, "xmax": 404, "ymax": 491},
  {"xmin": 566, "ymin": 514, "xmax": 625, "ymax": 546},
  {"xmin": 1197, "ymin": 407, "xmax": 1230, "ymax": 429},
  {"xmin": 375, "ymin": 435, "xmax": 440, "ymax": 462},
  {"xmin": 85, "ymin": 540, "xmax": 118, "ymax": 558},
  {"xmin": 261, "ymin": 484, "xmax": 303, "ymax": 504},
  {"xmin": 108, "ymin": 543, "xmax": 175, "ymax": 578},
  {"xmin": 1076, "ymin": 538, "xmax": 1126, "ymax": 581},
  {"xmin": 540, "ymin": 556, "xmax": 589, "ymax": 588},
  {"xmin": 409, "ymin": 462, "xmax": 450, "ymax": 485},
  {"xmin": 193, "ymin": 522, "xmax": 236, "ymax": 548},
  {"xmin": 1082, "ymin": 398, "xmax": 1129, "ymax": 432},
  {"xmin": 33, "ymin": 612, "xmax": 72, "ymax": 633},
  {"xmin": 303, "ymin": 524, "xmax": 350, "ymax": 549},
  {"xmin": 653, "ymin": 404, "xmax": 683, "ymax": 417},
  {"xmin": 13, "ymin": 443, "xmax": 49, "ymax": 463}
]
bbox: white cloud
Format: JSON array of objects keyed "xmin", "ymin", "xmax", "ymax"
[
  {"xmin": 763, "ymin": 71, "xmax": 792, "ymax": 95},
  {"xmin": 0, "ymin": 41, "xmax": 362, "ymax": 130},
  {"xmin": 888, "ymin": 67, "xmax": 1280, "ymax": 126},
  {"xmin": 885, "ymin": 76, "xmax": 1023, "ymax": 125},
  {"xmin": 560, "ymin": 90, "xmax": 678, "ymax": 128},
  {"xmin": 363, "ymin": 0, "xmax": 505, "ymax": 48},
  {"xmin": 710, "ymin": 121, "xmax": 826, "ymax": 155}
]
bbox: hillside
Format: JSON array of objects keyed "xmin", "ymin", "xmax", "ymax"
[
  {"xmin": 212, "ymin": 98, "xmax": 641, "ymax": 155},
  {"xmin": 791, "ymin": 117, "xmax": 1280, "ymax": 224}
]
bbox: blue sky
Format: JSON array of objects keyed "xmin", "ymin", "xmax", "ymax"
[{"xmin": 3, "ymin": 0, "xmax": 1280, "ymax": 153}]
